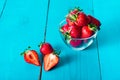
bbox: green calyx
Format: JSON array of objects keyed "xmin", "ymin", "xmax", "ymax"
[
  {"xmin": 64, "ymin": 32, "xmax": 71, "ymax": 41},
  {"xmin": 88, "ymin": 24, "xmax": 97, "ymax": 32},
  {"xmin": 38, "ymin": 42, "xmax": 43, "ymax": 48},
  {"xmin": 69, "ymin": 7, "xmax": 83, "ymax": 13},
  {"xmin": 20, "ymin": 46, "xmax": 31, "ymax": 56},
  {"xmin": 69, "ymin": 14, "xmax": 77, "ymax": 21},
  {"xmin": 53, "ymin": 50, "xmax": 61, "ymax": 56},
  {"xmin": 74, "ymin": 7, "xmax": 83, "ymax": 12}
]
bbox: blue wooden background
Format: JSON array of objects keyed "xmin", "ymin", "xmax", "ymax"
[{"xmin": 0, "ymin": 0, "xmax": 120, "ymax": 80}]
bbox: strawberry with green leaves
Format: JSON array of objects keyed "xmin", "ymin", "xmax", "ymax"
[
  {"xmin": 66, "ymin": 7, "xmax": 82, "ymax": 27},
  {"xmin": 87, "ymin": 15, "xmax": 101, "ymax": 30},
  {"xmin": 75, "ymin": 12, "xmax": 89, "ymax": 27},
  {"xmin": 60, "ymin": 24, "xmax": 70, "ymax": 34},
  {"xmin": 21, "ymin": 47, "xmax": 41, "ymax": 66},
  {"xmin": 66, "ymin": 8, "xmax": 88, "ymax": 27},
  {"xmin": 81, "ymin": 24, "xmax": 97, "ymax": 38}
]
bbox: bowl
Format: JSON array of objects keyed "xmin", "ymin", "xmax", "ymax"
[{"xmin": 59, "ymin": 19, "xmax": 98, "ymax": 50}]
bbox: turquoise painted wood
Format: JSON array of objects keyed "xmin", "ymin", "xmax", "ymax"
[
  {"xmin": 0, "ymin": 0, "xmax": 5, "ymax": 14},
  {"xmin": 0, "ymin": 0, "xmax": 47, "ymax": 79},
  {"xmin": 94, "ymin": 0, "xmax": 120, "ymax": 80},
  {"xmin": 1, "ymin": 0, "xmax": 120, "ymax": 80},
  {"xmin": 41, "ymin": 0, "xmax": 100, "ymax": 80}
]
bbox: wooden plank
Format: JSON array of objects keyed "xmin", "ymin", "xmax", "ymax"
[
  {"xmin": 41, "ymin": 0, "xmax": 101, "ymax": 80},
  {"xmin": 0, "ymin": 0, "xmax": 48, "ymax": 79},
  {"xmin": 0, "ymin": 0, "xmax": 6, "ymax": 18},
  {"xmin": 93, "ymin": 0, "xmax": 120, "ymax": 80}
]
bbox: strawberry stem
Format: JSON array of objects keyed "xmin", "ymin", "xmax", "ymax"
[
  {"xmin": 54, "ymin": 50, "xmax": 61, "ymax": 56},
  {"xmin": 38, "ymin": 42, "xmax": 43, "ymax": 48},
  {"xmin": 20, "ymin": 52, "xmax": 25, "ymax": 56},
  {"xmin": 88, "ymin": 24, "xmax": 97, "ymax": 32},
  {"xmin": 69, "ymin": 14, "xmax": 76, "ymax": 21},
  {"xmin": 20, "ymin": 46, "xmax": 31, "ymax": 56}
]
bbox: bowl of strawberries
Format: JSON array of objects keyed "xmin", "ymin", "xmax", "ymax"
[{"xmin": 59, "ymin": 7, "xmax": 101, "ymax": 50}]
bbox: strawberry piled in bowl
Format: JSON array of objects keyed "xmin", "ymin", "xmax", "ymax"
[{"xmin": 59, "ymin": 7, "xmax": 101, "ymax": 50}]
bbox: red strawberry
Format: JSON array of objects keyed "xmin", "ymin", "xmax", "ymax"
[
  {"xmin": 81, "ymin": 25, "xmax": 97, "ymax": 38},
  {"xmin": 66, "ymin": 18, "xmax": 76, "ymax": 27},
  {"xmin": 60, "ymin": 24, "xmax": 70, "ymax": 34},
  {"xmin": 87, "ymin": 15, "xmax": 101, "ymax": 28},
  {"xmin": 69, "ymin": 26, "xmax": 81, "ymax": 38},
  {"xmin": 75, "ymin": 12, "xmax": 89, "ymax": 27},
  {"xmin": 40, "ymin": 43, "xmax": 54, "ymax": 55},
  {"xmin": 21, "ymin": 49, "xmax": 41, "ymax": 66},
  {"xmin": 44, "ymin": 52, "xmax": 59, "ymax": 71},
  {"xmin": 70, "ymin": 40, "xmax": 82, "ymax": 47},
  {"xmin": 69, "ymin": 7, "xmax": 82, "ymax": 15}
]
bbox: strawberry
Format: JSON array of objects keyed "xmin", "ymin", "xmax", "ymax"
[
  {"xmin": 87, "ymin": 15, "xmax": 101, "ymax": 29},
  {"xmin": 70, "ymin": 39, "xmax": 82, "ymax": 47},
  {"xmin": 21, "ymin": 48, "xmax": 41, "ymax": 66},
  {"xmin": 66, "ymin": 11, "xmax": 88, "ymax": 27},
  {"xmin": 69, "ymin": 26, "xmax": 81, "ymax": 38},
  {"xmin": 60, "ymin": 24, "xmax": 70, "ymax": 34},
  {"xmin": 66, "ymin": 18, "xmax": 76, "ymax": 27},
  {"xmin": 44, "ymin": 52, "xmax": 59, "ymax": 71},
  {"xmin": 69, "ymin": 8, "xmax": 80, "ymax": 14},
  {"xmin": 40, "ymin": 43, "xmax": 54, "ymax": 55},
  {"xmin": 75, "ymin": 12, "xmax": 89, "ymax": 27},
  {"xmin": 81, "ymin": 25, "xmax": 97, "ymax": 38}
]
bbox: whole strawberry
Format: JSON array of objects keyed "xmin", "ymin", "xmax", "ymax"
[
  {"xmin": 87, "ymin": 15, "xmax": 101, "ymax": 30},
  {"xmin": 40, "ymin": 43, "xmax": 54, "ymax": 55},
  {"xmin": 69, "ymin": 40, "xmax": 82, "ymax": 47},
  {"xmin": 81, "ymin": 24, "xmax": 97, "ymax": 38},
  {"xmin": 75, "ymin": 12, "xmax": 89, "ymax": 27},
  {"xmin": 21, "ymin": 47, "xmax": 41, "ymax": 66},
  {"xmin": 60, "ymin": 24, "xmax": 70, "ymax": 34},
  {"xmin": 69, "ymin": 26, "xmax": 81, "ymax": 38}
]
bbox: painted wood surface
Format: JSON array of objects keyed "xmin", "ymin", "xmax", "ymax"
[
  {"xmin": 1, "ymin": 0, "xmax": 120, "ymax": 80},
  {"xmin": 94, "ymin": 0, "xmax": 120, "ymax": 80}
]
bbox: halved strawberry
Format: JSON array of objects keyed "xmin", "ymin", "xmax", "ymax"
[
  {"xmin": 44, "ymin": 52, "xmax": 59, "ymax": 71},
  {"xmin": 40, "ymin": 43, "xmax": 54, "ymax": 55},
  {"xmin": 21, "ymin": 48, "xmax": 41, "ymax": 66}
]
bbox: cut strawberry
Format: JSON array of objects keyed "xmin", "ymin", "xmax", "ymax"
[
  {"xmin": 21, "ymin": 47, "xmax": 41, "ymax": 66},
  {"xmin": 44, "ymin": 52, "xmax": 60, "ymax": 71}
]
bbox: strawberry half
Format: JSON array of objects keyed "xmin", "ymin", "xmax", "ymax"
[
  {"xmin": 21, "ymin": 47, "xmax": 41, "ymax": 66},
  {"xmin": 40, "ymin": 43, "xmax": 54, "ymax": 55},
  {"xmin": 44, "ymin": 52, "xmax": 60, "ymax": 71}
]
